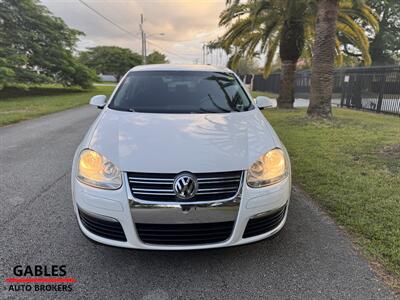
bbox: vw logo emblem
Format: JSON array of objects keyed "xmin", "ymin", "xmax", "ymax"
[{"xmin": 173, "ymin": 173, "xmax": 198, "ymax": 200}]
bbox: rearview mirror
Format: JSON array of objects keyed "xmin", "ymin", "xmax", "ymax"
[
  {"xmin": 255, "ymin": 96, "xmax": 274, "ymax": 109},
  {"xmin": 89, "ymin": 95, "xmax": 107, "ymax": 109}
]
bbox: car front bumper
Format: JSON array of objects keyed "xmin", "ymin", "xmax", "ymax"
[{"xmin": 72, "ymin": 172, "xmax": 291, "ymax": 250}]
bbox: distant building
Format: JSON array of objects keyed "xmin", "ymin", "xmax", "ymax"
[{"xmin": 99, "ymin": 74, "xmax": 117, "ymax": 82}]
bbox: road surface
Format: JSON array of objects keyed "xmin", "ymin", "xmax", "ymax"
[{"xmin": 0, "ymin": 106, "xmax": 396, "ymax": 299}]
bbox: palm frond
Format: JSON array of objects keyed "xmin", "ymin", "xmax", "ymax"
[
  {"xmin": 219, "ymin": 0, "xmax": 377, "ymax": 71},
  {"xmin": 339, "ymin": 4, "xmax": 379, "ymax": 32},
  {"xmin": 263, "ymin": 33, "xmax": 280, "ymax": 77},
  {"xmin": 335, "ymin": 37, "xmax": 344, "ymax": 66},
  {"xmin": 219, "ymin": 4, "xmax": 250, "ymax": 26},
  {"xmin": 337, "ymin": 13, "xmax": 372, "ymax": 65}
]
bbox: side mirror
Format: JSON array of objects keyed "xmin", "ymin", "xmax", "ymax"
[
  {"xmin": 255, "ymin": 96, "xmax": 274, "ymax": 109},
  {"xmin": 89, "ymin": 95, "xmax": 107, "ymax": 109}
]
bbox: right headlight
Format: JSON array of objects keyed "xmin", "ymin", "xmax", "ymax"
[
  {"xmin": 246, "ymin": 148, "xmax": 288, "ymax": 188},
  {"xmin": 77, "ymin": 149, "xmax": 122, "ymax": 190}
]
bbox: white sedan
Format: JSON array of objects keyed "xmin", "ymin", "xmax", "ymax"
[{"xmin": 71, "ymin": 64, "xmax": 291, "ymax": 250}]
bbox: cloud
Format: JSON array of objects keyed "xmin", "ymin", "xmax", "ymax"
[{"xmin": 41, "ymin": 0, "xmax": 228, "ymax": 64}]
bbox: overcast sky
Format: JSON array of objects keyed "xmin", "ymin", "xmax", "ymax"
[{"xmin": 41, "ymin": 0, "xmax": 229, "ymax": 65}]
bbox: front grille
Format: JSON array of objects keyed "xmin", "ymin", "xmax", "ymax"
[
  {"xmin": 127, "ymin": 171, "xmax": 243, "ymax": 202},
  {"xmin": 243, "ymin": 205, "xmax": 287, "ymax": 238},
  {"xmin": 136, "ymin": 221, "xmax": 234, "ymax": 245},
  {"xmin": 79, "ymin": 209, "xmax": 127, "ymax": 242}
]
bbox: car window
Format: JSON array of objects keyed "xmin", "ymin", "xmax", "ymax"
[{"xmin": 108, "ymin": 71, "xmax": 253, "ymax": 113}]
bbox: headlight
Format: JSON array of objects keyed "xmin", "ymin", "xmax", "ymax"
[
  {"xmin": 77, "ymin": 149, "xmax": 122, "ymax": 190},
  {"xmin": 247, "ymin": 148, "xmax": 288, "ymax": 188}
]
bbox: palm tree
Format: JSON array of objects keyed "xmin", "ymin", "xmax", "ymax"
[
  {"xmin": 277, "ymin": 1, "xmax": 306, "ymax": 108},
  {"xmin": 307, "ymin": 0, "xmax": 340, "ymax": 118},
  {"xmin": 219, "ymin": 0, "xmax": 378, "ymax": 109}
]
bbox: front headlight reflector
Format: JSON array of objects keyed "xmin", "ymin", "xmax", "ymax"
[
  {"xmin": 247, "ymin": 148, "xmax": 288, "ymax": 188},
  {"xmin": 77, "ymin": 149, "xmax": 122, "ymax": 189}
]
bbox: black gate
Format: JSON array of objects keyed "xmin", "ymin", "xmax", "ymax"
[
  {"xmin": 250, "ymin": 66, "xmax": 400, "ymax": 115},
  {"xmin": 341, "ymin": 66, "xmax": 400, "ymax": 115}
]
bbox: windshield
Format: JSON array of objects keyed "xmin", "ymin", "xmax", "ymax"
[{"xmin": 108, "ymin": 71, "xmax": 253, "ymax": 113}]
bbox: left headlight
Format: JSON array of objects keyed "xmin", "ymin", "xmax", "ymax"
[
  {"xmin": 77, "ymin": 149, "xmax": 122, "ymax": 190},
  {"xmin": 247, "ymin": 148, "xmax": 288, "ymax": 188}
]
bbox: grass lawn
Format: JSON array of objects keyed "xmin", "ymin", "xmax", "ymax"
[
  {"xmin": 251, "ymin": 91, "xmax": 278, "ymax": 99},
  {"xmin": 260, "ymin": 106, "xmax": 400, "ymax": 280},
  {"xmin": 0, "ymin": 85, "xmax": 116, "ymax": 126}
]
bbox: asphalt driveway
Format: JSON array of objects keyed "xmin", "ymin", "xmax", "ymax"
[{"xmin": 0, "ymin": 106, "xmax": 396, "ymax": 299}]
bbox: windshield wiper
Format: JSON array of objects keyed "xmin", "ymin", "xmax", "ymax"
[
  {"xmin": 198, "ymin": 108, "xmax": 230, "ymax": 114},
  {"xmin": 110, "ymin": 106, "xmax": 134, "ymax": 112}
]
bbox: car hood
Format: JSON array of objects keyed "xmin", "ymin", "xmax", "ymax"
[{"xmin": 88, "ymin": 109, "xmax": 280, "ymax": 173}]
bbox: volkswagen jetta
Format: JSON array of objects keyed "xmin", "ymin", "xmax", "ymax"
[{"xmin": 71, "ymin": 64, "xmax": 291, "ymax": 250}]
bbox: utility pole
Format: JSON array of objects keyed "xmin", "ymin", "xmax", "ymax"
[
  {"xmin": 140, "ymin": 14, "xmax": 146, "ymax": 64},
  {"xmin": 144, "ymin": 32, "xmax": 147, "ymax": 60},
  {"xmin": 202, "ymin": 44, "xmax": 205, "ymax": 64}
]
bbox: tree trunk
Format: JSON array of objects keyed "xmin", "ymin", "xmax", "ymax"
[
  {"xmin": 307, "ymin": 0, "xmax": 339, "ymax": 119},
  {"xmin": 277, "ymin": 61, "xmax": 296, "ymax": 108},
  {"xmin": 277, "ymin": 14, "xmax": 305, "ymax": 109},
  {"xmin": 370, "ymin": 6, "xmax": 393, "ymax": 66}
]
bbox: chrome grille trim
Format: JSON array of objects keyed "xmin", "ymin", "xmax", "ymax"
[
  {"xmin": 129, "ymin": 180, "xmax": 172, "ymax": 184},
  {"xmin": 197, "ymin": 179, "xmax": 240, "ymax": 184},
  {"xmin": 126, "ymin": 171, "xmax": 244, "ymax": 203},
  {"xmin": 131, "ymin": 188, "xmax": 175, "ymax": 192},
  {"xmin": 197, "ymin": 176, "xmax": 241, "ymax": 181},
  {"xmin": 196, "ymin": 190, "xmax": 238, "ymax": 195},
  {"xmin": 128, "ymin": 177, "xmax": 174, "ymax": 182},
  {"xmin": 197, "ymin": 187, "xmax": 238, "ymax": 192}
]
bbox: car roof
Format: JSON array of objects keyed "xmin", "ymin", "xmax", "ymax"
[{"xmin": 129, "ymin": 64, "xmax": 233, "ymax": 73}]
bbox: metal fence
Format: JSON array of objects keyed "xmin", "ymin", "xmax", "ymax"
[{"xmin": 250, "ymin": 66, "xmax": 400, "ymax": 115}]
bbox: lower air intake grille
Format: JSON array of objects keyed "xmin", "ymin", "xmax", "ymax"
[
  {"xmin": 79, "ymin": 209, "xmax": 127, "ymax": 242},
  {"xmin": 243, "ymin": 205, "xmax": 286, "ymax": 238},
  {"xmin": 136, "ymin": 221, "xmax": 234, "ymax": 245}
]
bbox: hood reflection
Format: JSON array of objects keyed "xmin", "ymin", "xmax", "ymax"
[{"xmin": 89, "ymin": 110, "xmax": 277, "ymax": 173}]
